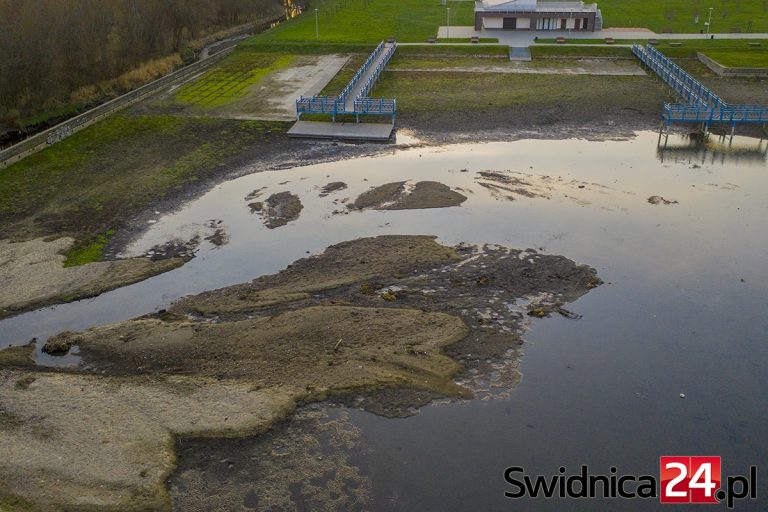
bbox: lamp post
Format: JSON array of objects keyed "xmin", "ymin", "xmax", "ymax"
[
  {"xmin": 705, "ymin": 7, "xmax": 713, "ymax": 37},
  {"xmin": 447, "ymin": 7, "xmax": 451, "ymax": 39},
  {"xmin": 315, "ymin": 8, "xmax": 319, "ymax": 39}
]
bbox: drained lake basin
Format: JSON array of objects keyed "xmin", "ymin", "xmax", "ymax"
[{"xmin": 1, "ymin": 131, "xmax": 766, "ymax": 510}]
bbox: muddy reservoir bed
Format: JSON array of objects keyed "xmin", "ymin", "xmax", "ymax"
[{"xmin": 0, "ymin": 132, "xmax": 767, "ymax": 510}]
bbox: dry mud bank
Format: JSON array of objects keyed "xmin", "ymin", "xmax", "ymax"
[
  {"xmin": 350, "ymin": 181, "xmax": 467, "ymax": 211},
  {"xmin": 0, "ymin": 235, "xmax": 599, "ymax": 510},
  {"xmin": 0, "ymin": 238, "xmax": 184, "ymax": 319},
  {"xmin": 248, "ymin": 191, "xmax": 304, "ymax": 229}
]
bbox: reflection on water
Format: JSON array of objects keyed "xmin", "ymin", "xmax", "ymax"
[
  {"xmin": 657, "ymin": 131, "xmax": 768, "ymax": 166},
  {"xmin": 1, "ymin": 131, "xmax": 767, "ymax": 509}
]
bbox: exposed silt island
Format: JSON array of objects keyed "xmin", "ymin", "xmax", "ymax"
[{"xmin": 474, "ymin": 0, "xmax": 603, "ymax": 32}]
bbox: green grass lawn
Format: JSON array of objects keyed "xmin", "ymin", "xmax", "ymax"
[
  {"xmin": 250, "ymin": 0, "xmax": 474, "ymax": 44},
  {"xmin": 599, "ymin": 0, "xmax": 768, "ymax": 33},
  {"xmin": 530, "ymin": 46, "xmax": 633, "ymax": 58},
  {"xmin": 704, "ymin": 48, "xmax": 768, "ymax": 67},
  {"xmin": 388, "ymin": 55, "xmax": 509, "ymax": 69},
  {"xmin": 176, "ymin": 51, "xmax": 295, "ymax": 107},
  {"xmin": 395, "ymin": 45, "xmax": 509, "ymax": 57},
  {"xmin": 533, "ymin": 40, "xmax": 767, "ymax": 61},
  {"xmin": 388, "ymin": 46, "xmax": 510, "ymax": 69}
]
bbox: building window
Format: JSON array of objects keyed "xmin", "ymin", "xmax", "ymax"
[{"xmin": 535, "ymin": 17, "xmax": 559, "ymax": 30}]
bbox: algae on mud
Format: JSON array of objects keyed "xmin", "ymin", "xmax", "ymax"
[{"xmin": 0, "ymin": 235, "xmax": 600, "ymax": 510}]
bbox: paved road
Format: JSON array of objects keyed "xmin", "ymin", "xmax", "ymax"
[
  {"xmin": 199, "ymin": 34, "xmax": 250, "ymax": 59},
  {"xmin": 436, "ymin": 26, "xmax": 768, "ymax": 45}
]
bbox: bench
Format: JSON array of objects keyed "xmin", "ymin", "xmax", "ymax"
[
  {"xmin": 669, "ymin": 42, "xmax": 683, "ymax": 47},
  {"xmin": 648, "ymin": 38, "xmax": 659, "ymax": 46},
  {"xmin": 427, "ymin": 37, "xmax": 436, "ymax": 44},
  {"xmin": 662, "ymin": 27, "xmax": 673, "ymax": 34},
  {"xmin": 748, "ymin": 42, "xmax": 762, "ymax": 47},
  {"xmin": 604, "ymin": 37, "xmax": 615, "ymax": 45},
  {"xmin": 387, "ymin": 36, "xmax": 396, "ymax": 43},
  {"xmin": 556, "ymin": 36, "xmax": 566, "ymax": 44},
  {"xmin": 471, "ymin": 36, "xmax": 479, "ymax": 44}
]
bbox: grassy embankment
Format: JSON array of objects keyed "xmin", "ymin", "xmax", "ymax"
[
  {"xmin": 534, "ymin": 39, "xmax": 768, "ymax": 66},
  {"xmin": 530, "ymin": 40, "xmax": 768, "ymax": 105},
  {"xmin": 703, "ymin": 49, "xmax": 768, "ymax": 67},
  {"xmin": 0, "ymin": 115, "xmax": 288, "ymax": 264},
  {"xmin": 598, "ymin": 0, "xmax": 768, "ymax": 33},
  {"xmin": 369, "ymin": 44, "xmax": 669, "ymax": 131}
]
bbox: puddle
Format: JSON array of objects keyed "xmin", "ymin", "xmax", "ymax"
[{"xmin": 1, "ymin": 131, "xmax": 767, "ymax": 508}]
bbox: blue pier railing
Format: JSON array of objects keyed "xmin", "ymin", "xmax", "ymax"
[
  {"xmin": 296, "ymin": 41, "xmax": 397, "ymax": 122},
  {"xmin": 357, "ymin": 43, "xmax": 396, "ymax": 99},
  {"xmin": 354, "ymin": 98, "xmax": 397, "ymax": 115},
  {"xmin": 295, "ymin": 96, "xmax": 345, "ymax": 115},
  {"xmin": 633, "ymin": 44, "xmax": 768, "ymax": 129},
  {"xmin": 339, "ymin": 41, "xmax": 385, "ymax": 104},
  {"xmin": 663, "ymin": 104, "xmax": 768, "ymax": 125}
]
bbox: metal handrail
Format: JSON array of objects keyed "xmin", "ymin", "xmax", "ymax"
[{"xmin": 296, "ymin": 40, "xmax": 397, "ymax": 119}]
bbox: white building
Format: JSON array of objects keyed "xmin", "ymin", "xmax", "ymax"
[{"xmin": 474, "ymin": 0, "xmax": 603, "ymax": 32}]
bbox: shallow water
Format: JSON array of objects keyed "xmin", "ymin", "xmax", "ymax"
[{"xmin": 2, "ymin": 131, "xmax": 767, "ymax": 508}]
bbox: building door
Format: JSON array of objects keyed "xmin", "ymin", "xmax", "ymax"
[
  {"xmin": 503, "ymin": 17, "xmax": 517, "ymax": 29},
  {"xmin": 560, "ymin": 19, "xmax": 567, "ymax": 30},
  {"xmin": 574, "ymin": 18, "xmax": 581, "ymax": 30},
  {"xmin": 583, "ymin": 17, "xmax": 589, "ymax": 30}
]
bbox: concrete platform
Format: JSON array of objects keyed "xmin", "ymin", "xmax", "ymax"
[{"xmin": 287, "ymin": 121, "xmax": 394, "ymax": 141}]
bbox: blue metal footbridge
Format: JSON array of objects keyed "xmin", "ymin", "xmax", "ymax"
[
  {"xmin": 296, "ymin": 41, "xmax": 397, "ymax": 122},
  {"xmin": 632, "ymin": 44, "xmax": 768, "ymax": 132}
]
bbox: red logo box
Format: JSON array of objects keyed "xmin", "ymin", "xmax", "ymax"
[{"xmin": 660, "ymin": 456, "xmax": 721, "ymax": 504}]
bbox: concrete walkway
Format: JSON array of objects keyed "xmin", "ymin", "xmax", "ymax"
[
  {"xmin": 344, "ymin": 41, "xmax": 396, "ymax": 111},
  {"xmin": 436, "ymin": 26, "xmax": 768, "ymax": 45}
]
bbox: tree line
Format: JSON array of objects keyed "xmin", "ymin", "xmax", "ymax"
[{"xmin": 0, "ymin": 0, "xmax": 284, "ymax": 130}]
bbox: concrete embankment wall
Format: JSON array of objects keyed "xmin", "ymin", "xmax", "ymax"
[{"xmin": 697, "ymin": 52, "xmax": 768, "ymax": 78}]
